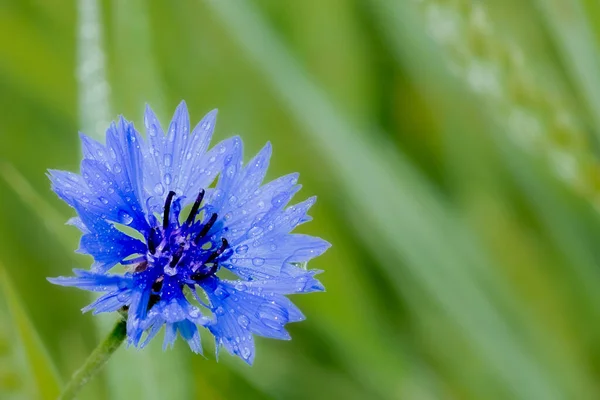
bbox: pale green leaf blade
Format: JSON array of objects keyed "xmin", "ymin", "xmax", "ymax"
[{"xmin": 0, "ymin": 263, "xmax": 61, "ymax": 400}]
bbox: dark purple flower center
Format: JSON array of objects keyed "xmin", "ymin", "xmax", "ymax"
[{"xmin": 136, "ymin": 190, "xmax": 231, "ymax": 301}]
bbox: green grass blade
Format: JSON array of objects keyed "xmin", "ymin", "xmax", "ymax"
[
  {"xmin": 77, "ymin": 0, "xmax": 111, "ymax": 140},
  {"xmin": 0, "ymin": 262, "xmax": 61, "ymax": 400},
  {"xmin": 111, "ymin": 0, "xmax": 166, "ymax": 122},
  {"xmin": 203, "ymin": 0, "xmax": 569, "ymax": 398},
  {"xmin": 535, "ymin": 0, "xmax": 600, "ymax": 141}
]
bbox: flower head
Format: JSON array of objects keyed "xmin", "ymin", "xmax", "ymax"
[{"xmin": 49, "ymin": 101, "xmax": 329, "ymax": 364}]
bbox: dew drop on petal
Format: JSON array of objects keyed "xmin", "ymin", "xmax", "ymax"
[
  {"xmin": 240, "ymin": 346, "xmax": 251, "ymax": 359},
  {"xmin": 214, "ymin": 306, "xmax": 225, "ymax": 316},
  {"xmin": 154, "ymin": 183, "xmax": 165, "ymax": 195},
  {"xmin": 271, "ymin": 192, "xmax": 288, "ymax": 207},
  {"xmin": 252, "ymin": 257, "xmax": 265, "ymax": 267},
  {"xmin": 248, "ymin": 226, "xmax": 263, "ymax": 237},
  {"xmin": 258, "ymin": 303, "xmax": 287, "ymax": 331},
  {"xmin": 100, "ymin": 197, "xmax": 109, "ymax": 205},
  {"xmin": 214, "ymin": 287, "xmax": 229, "ymax": 300},
  {"xmin": 164, "ymin": 154, "xmax": 172, "ymax": 167},
  {"xmin": 236, "ymin": 245, "xmax": 249, "ymax": 254},
  {"xmin": 235, "ymin": 283, "xmax": 247, "ymax": 292},
  {"xmin": 164, "ymin": 174, "xmax": 172, "ymax": 185},
  {"xmin": 118, "ymin": 210, "xmax": 134, "ymax": 225}
]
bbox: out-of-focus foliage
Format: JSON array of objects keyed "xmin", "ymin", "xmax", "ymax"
[{"xmin": 2, "ymin": 0, "xmax": 600, "ymax": 399}]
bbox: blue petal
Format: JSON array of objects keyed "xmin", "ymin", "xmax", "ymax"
[
  {"xmin": 178, "ymin": 109, "xmax": 218, "ymax": 196},
  {"xmin": 139, "ymin": 290, "xmax": 209, "ymax": 352},
  {"xmin": 80, "ymin": 159, "xmax": 147, "ymax": 231},
  {"xmin": 105, "ymin": 119, "xmax": 149, "ymax": 222},
  {"xmin": 242, "ymin": 269, "xmax": 325, "ymax": 295},
  {"xmin": 51, "ymin": 124, "xmax": 150, "ymax": 234},
  {"xmin": 74, "ymin": 203, "xmax": 147, "ymax": 272},
  {"xmin": 225, "ymin": 234, "xmax": 330, "ymax": 279},
  {"xmin": 47, "ymin": 269, "xmax": 132, "ymax": 290},
  {"xmin": 215, "ymin": 173, "xmax": 302, "ymax": 245},
  {"xmin": 48, "ymin": 270, "xmax": 133, "ymax": 314},
  {"xmin": 203, "ymin": 277, "xmax": 305, "ymax": 364},
  {"xmin": 144, "ymin": 101, "xmax": 191, "ymax": 200},
  {"xmin": 232, "ymin": 142, "xmax": 272, "ymax": 201},
  {"xmin": 83, "ymin": 291, "xmax": 131, "ymax": 314},
  {"xmin": 164, "ymin": 102, "xmax": 190, "ymax": 192},
  {"xmin": 142, "ymin": 103, "xmax": 240, "ymax": 213},
  {"xmin": 126, "ymin": 288, "xmax": 152, "ymax": 346},
  {"xmin": 142, "ymin": 103, "xmax": 166, "ymax": 203},
  {"xmin": 177, "ymin": 320, "xmax": 202, "ymax": 353},
  {"xmin": 180, "ymin": 136, "xmax": 243, "ymax": 205}
]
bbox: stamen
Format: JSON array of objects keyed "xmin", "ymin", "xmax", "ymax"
[
  {"xmin": 152, "ymin": 277, "xmax": 163, "ymax": 293},
  {"xmin": 205, "ymin": 238, "xmax": 228, "ymax": 264},
  {"xmin": 195, "ymin": 213, "xmax": 218, "ymax": 243},
  {"xmin": 185, "ymin": 189, "xmax": 205, "ymax": 226},
  {"xmin": 163, "ymin": 191, "xmax": 176, "ymax": 230},
  {"xmin": 190, "ymin": 238, "xmax": 229, "ymax": 281},
  {"xmin": 169, "ymin": 245, "xmax": 185, "ymax": 268},
  {"xmin": 134, "ymin": 260, "xmax": 148, "ymax": 273},
  {"xmin": 148, "ymin": 227, "xmax": 159, "ymax": 254}
]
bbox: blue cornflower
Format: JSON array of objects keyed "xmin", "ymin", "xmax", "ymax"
[{"xmin": 48, "ymin": 102, "xmax": 329, "ymax": 364}]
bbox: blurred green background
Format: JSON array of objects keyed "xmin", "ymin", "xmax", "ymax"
[{"xmin": 4, "ymin": 0, "xmax": 600, "ymax": 399}]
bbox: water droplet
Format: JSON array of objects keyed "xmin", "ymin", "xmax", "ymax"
[
  {"xmin": 240, "ymin": 346, "xmax": 251, "ymax": 359},
  {"xmin": 118, "ymin": 210, "xmax": 133, "ymax": 225},
  {"xmin": 99, "ymin": 197, "xmax": 109, "ymax": 205},
  {"xmin": 113, "ymin": 164, "xmax": 122, "ymax": 173},
  {"xmin": 271, "ymin": 192, "xmax": 288, "ymax": 207},
  {"xmin": 209, "ymin": 156, "xmax": 216, "ymax": 163},
  {"xmin": 236, "ymin": 245, "xmax": 249, "ymax": 254},
  {"xmin": 164, "ymin": 154, "xmax": 172, "ymax": 167},
  {"xmin": 270, "ymin": 244, "xmax": 277, "ymax": 251},
  {"xmin": 154, "ymin": 183, "xmax": 165, "ymax": 195},
  {"xmin": 215, "ymin": 306, "xmax": 225, "ymax": 316},
  {"xmin": 257, "ymin": 201, "xmax": 265, "ymax": 209},
  {"xmin": 219, "ymin": 146, "xmax": 226, "ymax": 154},
  {"xmin": 186, "ymin": 152, "xmax": 192, "ymax": 160},
  {"xmin": 164, "ymin": 174, "xmax": 172, "ymax": 185},
  {"xmin": 248, "ymin": 226, "xmax": 263, "ymax": 237},
  {"xmin": 258, "ymin": 302, "xmax": 287, "ymax": 331},
  {"xmin": 235, "ymin": 283, "xmax": 248, "ymax": 292},
  {"xmin": 82, "ymin": 196, "xmax": 90, "ymax": 203},
  {"xmin": 117, "ymin": 292, "xmax": 129, "ymax": 302},
  {"xmin": 252, "ymin": 257, "xmax": 265, "ymax": 267},
  {"xmin": 214, "ymin": 287, "xmax": 229, "ymax": 300},
  {"xmin": 228, "ymin": 195, "xmax": 237, "ymax": 205}
]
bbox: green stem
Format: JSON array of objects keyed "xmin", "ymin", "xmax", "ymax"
[{"xmin": 59, "ymin": 318, "xmax": 127, "ymax": 400}]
